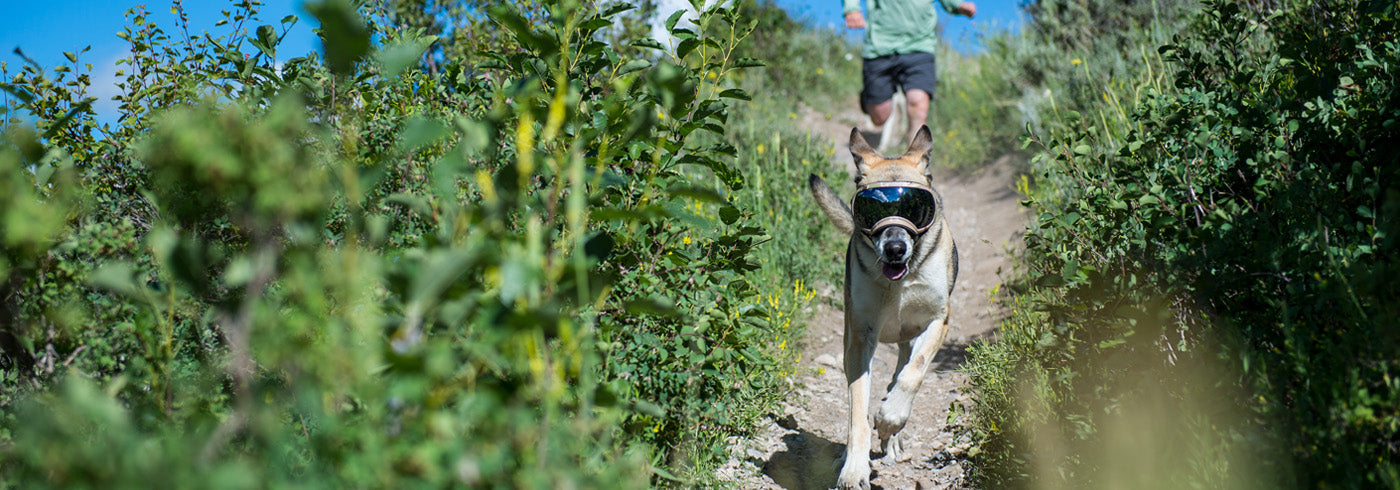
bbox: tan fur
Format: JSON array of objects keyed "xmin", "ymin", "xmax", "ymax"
[{"xmin": 808, "ymin": 126, "xmax": 959, "ymax": 490}]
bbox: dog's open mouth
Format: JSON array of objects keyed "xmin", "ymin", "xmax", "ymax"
[{"xmin": 881, "ymin": 262, "xmax": 908, "ymax": 280}]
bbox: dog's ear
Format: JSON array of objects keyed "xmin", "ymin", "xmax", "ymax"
[
  {"xmin": 904, "ymin": 125, "xmax": 934, "ymax": 176},
  {"xmin": 849, "ymin": 127, "xmax": 878, "ymax": 177}
]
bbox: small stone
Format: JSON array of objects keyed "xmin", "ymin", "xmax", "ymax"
[
  {"xmin": 816, "ymin": 353, "xmax": 839, "ymax": 368},
  {"xmin": 915, "ymin": 478, "xmax": 938, "ymax": 490}
]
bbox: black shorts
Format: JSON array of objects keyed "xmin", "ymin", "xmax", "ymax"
[{"xmin": 860, "ymin": 52, "xmax": 937, "ymax": 110}]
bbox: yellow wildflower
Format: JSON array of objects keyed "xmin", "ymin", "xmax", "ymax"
[{"xmin": 1072, "ymin": 58, "xmax": 1082, "ymax": 66}]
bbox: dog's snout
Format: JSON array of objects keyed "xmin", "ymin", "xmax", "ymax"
[
  {"xmin": 883, "ymin": 240, "xmax": 906, "ymax": 258},
  {"xmin": 875, "ymin": 226, "xmax": 914, "ymax": 263}
]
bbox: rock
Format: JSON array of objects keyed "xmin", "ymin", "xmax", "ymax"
[{"xmin": 815, "ymin": 353, "xmax": 838, "ymax": 368}]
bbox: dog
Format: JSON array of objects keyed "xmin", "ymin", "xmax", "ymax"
[{"xmin": 808, "ymin": 125, "xmax": 959, "ymax": 490}]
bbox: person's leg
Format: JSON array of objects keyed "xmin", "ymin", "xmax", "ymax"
[
  {"xmin": 904, "ymin": 88, "xmax": 929, "ymax": 139},
  {"xmin": 897, "ymin": 52, "xmax": 939, "ymax": 141},
  {"xmin": 867, "ymin": 99, "xmax": 894, "ymax": 126},
  {"xmin": 860, "ymin": 55, "xmax": 898, "ymax": 127}
]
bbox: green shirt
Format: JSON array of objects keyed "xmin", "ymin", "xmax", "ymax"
[{"xmin": 843, "ymin": 0, "xmax": 965, "ymax": 58}]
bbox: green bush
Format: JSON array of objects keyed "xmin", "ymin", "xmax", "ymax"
[
  {"xmin": 0, "ymin": 0, "xmax": 836, "ymax": 486},
  {"xmin": 965, "ymin": 0, "xmax": 1400, "ymax": 487}
]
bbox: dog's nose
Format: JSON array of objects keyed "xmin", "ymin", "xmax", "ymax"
[{"xmin": 883, "ymin": 240, "xmax": 906, "ymax": 258}]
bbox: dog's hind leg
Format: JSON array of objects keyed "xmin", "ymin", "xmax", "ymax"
[{"xmin": 875, "ymin": 316, "xmax": 951, "ymax": 463}]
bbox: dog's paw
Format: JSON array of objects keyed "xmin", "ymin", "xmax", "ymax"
[
  {"xmin": 874, "ymin": 403, "xmax": 910, "ymax": 439},
  {"xmin": 836, "ymin": 457, "xmax": 872, "ymax": 490}
]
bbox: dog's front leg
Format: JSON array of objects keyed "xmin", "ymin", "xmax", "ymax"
[
  {"xmin": 876, "ymin": 314, "xmax": 951, "ymax": 463},
  {"xmin": 838, "ymin": 320, "xmax": 880, "ymax": 490}
]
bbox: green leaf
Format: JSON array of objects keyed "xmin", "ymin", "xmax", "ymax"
[
  {"xmin": 719, "ymin": 205, "xmax": 741, "ymax": 225},
  {"xmin": 255, "ymin": 24, "xmax": 277, "ymax": 58},
  {"xmin": 664, "ymin": 9, "xmax": 687, "ymax": 32},
  {"xmin": 676, "ymin": 38, "xmax": 700, "ymax": 59},
  {"xmin": 397, "ymin": 116, "xmax": 450, "ymax": 153},
  {"xmin": 377, "ymin": 35, "xmax": 437, "ymax": 78},
  {"xmin": 718, "ymin": 88, "xmax": 750, "ymax": 101},
  {"xmin": 625, "ymin": 297, "xmax": 679, "ymax": 317},
  {"xmin": 410, "ymin": 250, "xmax": 476, "ymax": 309},
  {"xmin": 223, "ymin": 257, "xmax": 254, "ymax": 288},
  {"xmin": 88, "ymin": 262, "xmax": 146, "ymax": 302},
  {"xmin": 616, "ymin": 59, "xmax": 650, "ymax": 77},
  {"xmin": 491, "ymin": 5, "xmax": 556, "ymax": 54},
  {"xmin": 732, "ymin": 57, "xmax": 765, "ymax": 68},
  {"xmin": 631, "ymin": 38, "xmax": 665, "ymax": 50},
  {"xmin": 651, "ymin": 465, "xmax": 681, "ymax": 482},
  {"xmin": 307, "ymin": 0, "xmax": 371, "ymax": 76}
]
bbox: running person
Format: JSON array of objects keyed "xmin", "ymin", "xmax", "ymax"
[{"xmin": 844, "ymin": 0, "xmax": 976, "ymax": 144}]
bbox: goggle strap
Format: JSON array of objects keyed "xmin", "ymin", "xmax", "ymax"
[
  {"xmin": 861, "ymin": 216, "xmax": 934, "ymax": 235},
  {"xmin": 854, "ymin": 181, "xmax": 933, "ymax": 193}
]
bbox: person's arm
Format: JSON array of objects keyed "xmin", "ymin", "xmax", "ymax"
[
  {"xmin": 844, "ymin": 0, "xmax": 866, "ymax": 28},
  {"xmin": 940, "ymin": 0, "xmax": 977, "ymax": 17}
]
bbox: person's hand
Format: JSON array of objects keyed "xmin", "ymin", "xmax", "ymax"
[
  {"xmin": 845, "ymin": 11, "xmax": 866, "ymax": 29},
  {"xmin": 955, "ymin": 2, "xmax": 977, "ymax": 17}
]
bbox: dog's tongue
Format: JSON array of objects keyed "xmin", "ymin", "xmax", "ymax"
[{"xmin": 882, "ymin": 262, "xmax": 908, "ymax": 280}]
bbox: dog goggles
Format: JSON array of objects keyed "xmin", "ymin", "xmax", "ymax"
[{"xmin": 852, "ymin": 183, "xmax": 937, "ymax": 235}]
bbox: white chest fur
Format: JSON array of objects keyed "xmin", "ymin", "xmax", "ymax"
[{"xmin": 847, "ymin": 243, "xmax": 952, "ymax": 344}]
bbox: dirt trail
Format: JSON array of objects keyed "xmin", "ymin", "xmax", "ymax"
[{"xmin": 715, "ymin": 105, "xmax": 1027, "ymax": 489}]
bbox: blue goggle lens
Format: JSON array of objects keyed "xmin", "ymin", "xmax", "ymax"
[{"xmin": 852, "ymin": 186, "xmax": 936, "ymax": 232}]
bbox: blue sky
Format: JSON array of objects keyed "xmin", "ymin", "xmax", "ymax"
[
  {"xmin": 0, "ymin": 0, "xmax": 1023, "ymax": 119},
  {"xmin": 0, "ymin": 1, "xmax": 318, "ymax": 119}
]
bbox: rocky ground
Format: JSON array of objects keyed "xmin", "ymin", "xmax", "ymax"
[{"xmin": 714, "ymin": 105, "xmax": 1027, "ymax": 489}]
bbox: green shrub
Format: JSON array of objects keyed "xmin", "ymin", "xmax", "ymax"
[{"xmin": 966, "ymin": 0, "xmax": 1400, "ymax": 487}]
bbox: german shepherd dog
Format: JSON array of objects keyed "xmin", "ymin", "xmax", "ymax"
[{"xmin": 808, "ymin": 126, "xmax": 958, "ymax": 490}]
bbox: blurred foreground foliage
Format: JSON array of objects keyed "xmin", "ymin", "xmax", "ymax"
[
  {"xmin": 0, "ymin": 0, "xmax": 826, "ymax": 486},
  {"xmin": 963, "ymin": 0, "xmax": 1400, "ymax": 487}
]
